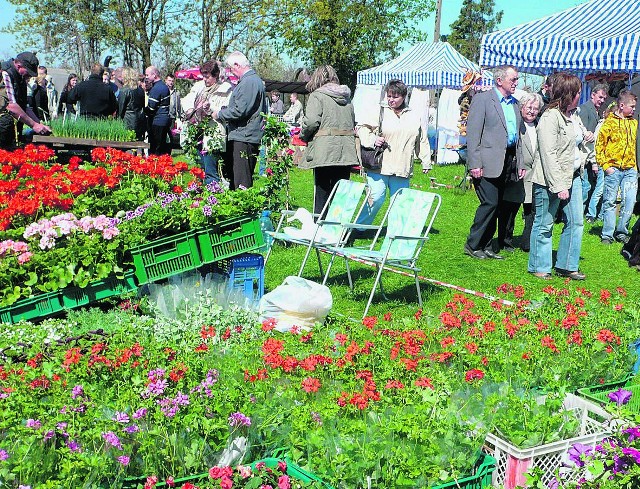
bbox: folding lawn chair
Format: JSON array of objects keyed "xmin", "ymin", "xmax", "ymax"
[
  {"xmin": 322, "ymin": 188, "xmax": 441, "ymax": 318},
  {"xmin": 265, "ymin": 179, "xmax": 369, "ymax": 277}
]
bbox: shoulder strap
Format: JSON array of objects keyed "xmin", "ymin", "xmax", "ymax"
[{"xmin": 377, "ymin": 105, "xmax": 384, "ymax": 135}]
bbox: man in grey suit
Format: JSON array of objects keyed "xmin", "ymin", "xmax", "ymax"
[{"xmin": 464, "ymin": 65, "xmax": 524, "ymax": 259}]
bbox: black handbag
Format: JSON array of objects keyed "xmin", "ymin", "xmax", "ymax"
[{"xmin": 359, "ymin": 106, "xmax": 385, "ymax": 171}]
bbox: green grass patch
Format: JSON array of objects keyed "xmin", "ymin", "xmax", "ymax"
[{"xmin": 265, "ymin": 163, "xmax": 640, "ymax": 319}]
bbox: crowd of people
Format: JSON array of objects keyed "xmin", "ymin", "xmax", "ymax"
[
  {"xmin": 464, "ymin": 65, "xmax": 640, "ymax": 278},
  {"xmin": 0, "ymin": 50, "xmax": 308, "ymax": 191}
]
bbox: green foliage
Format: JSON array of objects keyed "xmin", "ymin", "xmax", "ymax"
[
  {"xmin": 273, "ymin": 0, "xmax": 435, "ymax": 87},
  {"xmin": 49, "ymin": 117, "xmax": 137, "ymax": 142},
  {"xmin": 447, "ymin": 0, "xmax": 503, "ymax": 62},
  {"xmin": 261, "ymin": 115, "xmax": 295, "ymax": 212}
]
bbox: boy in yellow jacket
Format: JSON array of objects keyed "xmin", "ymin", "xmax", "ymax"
[{"xmin": 595, "ymin": 90, "xmax": 638, "ymax": 244}]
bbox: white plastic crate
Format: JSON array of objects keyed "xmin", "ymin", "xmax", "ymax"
[{"xmin": 483, "ymin": 393, "xmax": 612, "ymax": 488}]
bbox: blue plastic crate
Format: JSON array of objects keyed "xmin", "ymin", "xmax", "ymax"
[{"xmin": 214, "ymin": 253, "xmax": 264, "ymax": 303}]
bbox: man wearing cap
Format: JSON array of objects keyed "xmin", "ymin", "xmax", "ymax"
[{"xmin": 0, "ymin": 52, "xmax": 51, "ymax": 149}]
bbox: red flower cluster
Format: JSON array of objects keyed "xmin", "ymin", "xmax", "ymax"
[
  {"xmin": 337, "ymin": 370, "xmax": 380, "ymax": 410},
  {"xmin": 0, "ymin": 145, "xmax": 196, "ymax": 230}
]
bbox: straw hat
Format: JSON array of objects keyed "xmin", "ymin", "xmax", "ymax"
[{"xmin": 461, "ymin": 70, "xmax": 482, "ymax": 93}]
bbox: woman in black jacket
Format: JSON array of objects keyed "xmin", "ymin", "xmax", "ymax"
[
  {"xmin": 57, "ymin": 73, "xmax": 78, "ymax": 117},
  {"xmin": 117, "ymin": 67, "xmax": 146, "ymax": 141}
]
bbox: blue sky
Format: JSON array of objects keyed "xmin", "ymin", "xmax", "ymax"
[{"xmin": 0, "ymin": 0, "xmax": 587, "ymax": 63}]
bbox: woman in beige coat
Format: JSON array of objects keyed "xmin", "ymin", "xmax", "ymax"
[
  {"xmin": 300, "ymin": 65, "xmax": 357, "ymax": 213},
  {"xmin": 528, "ymin": 73, "xmax": 585, "ymax": 280}
]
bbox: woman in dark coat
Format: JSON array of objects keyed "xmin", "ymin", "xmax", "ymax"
[
  {"xmin": 300, "ymin": 65, "xmax": 357, "ymax": 213},
  {"xmin": 57, "ymin": 73, "xmax": 78, "ymax": 117},
  {"xmin": 117, "ymin": 67, "xmax": 146, "ymax": 141}
]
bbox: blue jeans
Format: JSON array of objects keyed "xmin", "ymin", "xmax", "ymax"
[
  {"xmin": 357, "ymin": 172, "xmax": 409, "ymax": 227},
  {"xmin": 581, "ymin": 171, "xmax": 591, "ymax": 204},
  {"xmin": 601, "ymin": 167, "xmax": 638, "ymax": 240},
  {"xmin": 529, "ymin": 176, "xmax": 584, "ymax": 273},
  {"xmin": 199, "ymin": 151, "xmax": 221, "ymax": 184},
  {"xmin": 258, "ymin": 144, "xmax": 266, "ymax": 176},
  {"xmin": 586, "ymin": 168, "xmax": 604, "ymax": 220}
]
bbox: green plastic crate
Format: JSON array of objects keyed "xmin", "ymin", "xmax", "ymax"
[
  {"xmin": 0, "ymin": 291, "xmax": 64, "ymax": 324},
  {"xmin": 577, "ymin": 375, "xmax": 640, "ymax": 412},
  {"xmin": 61, "ymin": 270, "xmax": 138, "ymax": 308},
  {"xmin": 431, "ymin": 453, "xmax": 496, "ymax": 489},
  {"xmin": 128, "ymin": 231, "xmax": 201, "ymax": 285},
  {"xmin": 197, "ymin": 215, "xmax": 264, "ymax": 264}
]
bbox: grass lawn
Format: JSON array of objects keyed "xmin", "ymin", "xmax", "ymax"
[{"xmin": 264, "ymin": 163, "xmax": 639, "ymax": 319}]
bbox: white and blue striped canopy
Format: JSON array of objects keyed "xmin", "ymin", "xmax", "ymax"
[
  {"xmin": 480, "ymin": 0, "xmax": 640, "ymax": 75},
  {"xmin": 357, "ymin": 42, "xmax": 493, "ymax": 88}
]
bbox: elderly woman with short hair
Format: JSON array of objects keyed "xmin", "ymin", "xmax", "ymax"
[{"xmin": 498, "ymin": 91, "xmax": 544, "ymax": 252}]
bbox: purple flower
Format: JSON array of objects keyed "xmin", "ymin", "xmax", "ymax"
[
  {"xmin": 102, "ymin": 431, "xmax": 123, "ymax": 450},
  {"xmin": 26, "ymin": 419, "xmax": 41, "ymax": 429},
  {"xmin": 118, "ymin": 455, "xmax": 130, "ymax": 466},
  {"xmin": 624, "ymin": 426, "xmax": 640, "ymax": 442},
  {"xmin": 124, "ymin": 424, "xmax": 140, "ymax": 434},
  {"xmin": 622, "ymin": 447, "xmax": 640, "ymax": 464},
  {"xmin": 203, "ymin": 205, "xmax": 212, "ymax": 217},
  {"xmin": 112, "ymin": 411, "xmax": 130, "ymax": 423},
  {"xmin": 207, "ymin": 195, "xmax": 218, "ymax": 205},
  {"xmin": 311, "ymin": 411, "xmax": 323, "ymax": 425},
  {"xmin": 568, "ymin": 443, "xmax": 593, "ymax": 467},
  {"xmin": 66, "ymin": 439, "xmax": 81, "ymax": 453},
  {"xmin": 132, "ymin": 408, "xmax": 147, "ymax": 419},
  {"xmin": 608, "ymin": 388, "xmax": 633, "ymax": 405},
  {"xmin": 71, "ymin": 385, "xmax": 84, "ymax": 399},
  {"xmin": 228, "ymin": 412, "xmax": 251, "ymax": 427},
  {"xmin": 148, "ymin": 369, "xmax": 165, "ymax": 380},
  {"xmin": 43, "ymin": 430, "xmax": 55, "ymax": 441},
  {"xmin": 174, "ymin": 392, "xmax": 189, "ymax": 406},
  {"xmin": 0, "ymin": 449, "xmax": 8, "ymax": 460},
  {"xmin": 147, "ymin": 378, "xmax": 168, "ymax": 395}
]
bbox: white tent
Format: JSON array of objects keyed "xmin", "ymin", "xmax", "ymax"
[
  {"xmin": 358, "ymin": 41, "xmax": 493, "ymax": 88},
  {"xmin": 355, "ymin": 42, "xmax": 493, "ymax": 164}
]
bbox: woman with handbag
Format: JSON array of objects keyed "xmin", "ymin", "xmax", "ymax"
[
  {"xmin": 354, "ymin": 79, "xmax": 431, "ymax": 231},
  {"xmin": 300, "ymin": 65, "xmax": 357, "ymax": 214}
]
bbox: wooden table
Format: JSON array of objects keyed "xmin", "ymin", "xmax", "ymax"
[{"xmin": 32, "ymin": 135, "xmax": 149, "ymax": 153}]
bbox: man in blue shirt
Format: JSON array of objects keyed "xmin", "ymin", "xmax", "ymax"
[
  {"xmin": 464, "ymin": 65, "xmax": 524, "ymax": 259},
  {"xmin": 144, "ymin": 65, "xmax": 171, "ymax": 155}
]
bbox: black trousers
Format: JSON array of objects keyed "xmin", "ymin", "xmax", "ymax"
[
  {"xmin": 466, "ymin": 148, "xmax": 516, "ymax": 251},
  {"xmin": 313, "ymin": 166, "xmax": 352, "ymax": 214},
  {"xmin": 149, "ymin": 124, "xmax": 170, "ymax": 155},
  {"xmin": 496, "ymin": 201, "xmax": 535, "ymax": 251},
  {"xmin": 227, "ymin": 141, "xmax": 259, "ymax": 190}
]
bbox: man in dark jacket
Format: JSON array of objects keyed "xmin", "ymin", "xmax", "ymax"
[
  {"xmin": 0, "ymin": 51, "xmax": 51, "ymax": 149},
  {"xmin": 579, "ymin": 83, "xmax": 608, "ymax": 212},
  {"xmin": 68, "ymin": 63, "xmax": 117, "ymax": 119},
  {"xmin": 213, "ymin": 51, "xmax": 266, "ymax": 189},
  {"xmin": 144, "ymin": 65, "xmax": 171, "ymax": 155}
]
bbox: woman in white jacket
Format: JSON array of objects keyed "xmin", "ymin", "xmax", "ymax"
[{"xmin": 355, "ymin": 79, "xmax": 431, "ymax": 231}]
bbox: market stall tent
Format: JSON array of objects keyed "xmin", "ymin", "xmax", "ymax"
[
  {"xmin": 356, "ymin": 42, "xmax": 493, "ymax": 164},
  {"xmin": 357, "ymin": 41, "xmax": 493, "ymax": 88},
  {"xmin": 479, "ymin": 0, "xmax": 640, "ymax": 75}
]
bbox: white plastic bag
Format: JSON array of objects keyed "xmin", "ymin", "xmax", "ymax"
[
  {"xmin": 258, "ymin": 276, "xmax": 332, "ymax": 332},
  {"xmin": 282, "ymin": 207, "xmax": 333, "ymax": 243}
]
